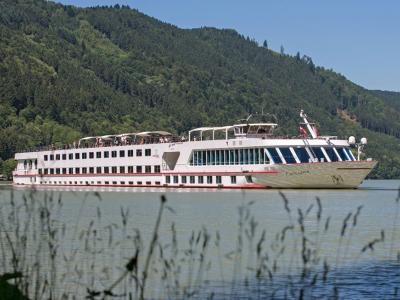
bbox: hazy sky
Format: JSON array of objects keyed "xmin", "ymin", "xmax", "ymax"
[{"xmin": 57, "ymin": 0, "xmax": 400, "ymax": 92}]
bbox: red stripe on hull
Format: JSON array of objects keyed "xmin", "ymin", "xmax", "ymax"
[{"xmin": 13, "ymin": 183, "xmax": 270, "ymax": 189}]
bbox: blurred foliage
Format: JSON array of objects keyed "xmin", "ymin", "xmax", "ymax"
[{"xmin": 0, "ymin": 0, "xmax": 400, "ymax": 178}]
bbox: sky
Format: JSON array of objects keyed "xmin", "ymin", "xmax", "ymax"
[{"xmin": 57, "ymin": 0, "xmax": 400, "ymax": 92}]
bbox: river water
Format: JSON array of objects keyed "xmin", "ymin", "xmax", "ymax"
[{"xmin": 0, "ymin": 180, "xmax": 399, "ymax": 299}]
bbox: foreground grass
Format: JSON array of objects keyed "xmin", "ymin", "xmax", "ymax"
[{"xmin": 0, "ymin": 189, "xmax": 399, "ymax": 299}]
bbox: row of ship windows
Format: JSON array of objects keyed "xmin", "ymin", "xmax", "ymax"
[
  {"xmin": 38, "ymin": 165, "xmax": 161, "ymax": 175},
  {"xmin": 190, "ymin": 147, "xmax": 356, "ymax": 166},
  {"xmin": 44, "ymin": 149, "xmax": 152, "ymax": 161},
  {"xmin": 165, "ymin": 175, "xmax": 236, "ymax": 184},
  {"xmin": 40, "ymin": 176, "xmax": 236, "ymax": 185}
]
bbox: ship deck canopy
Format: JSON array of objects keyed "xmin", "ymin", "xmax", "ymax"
[{"xmin": 189, "ymin": 123, "xmax": 278, "ymax": 140}]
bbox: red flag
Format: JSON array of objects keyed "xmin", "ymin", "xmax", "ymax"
[{"xmin": 299, "ymin": 126, "xmax": 307, "ymax": 138}]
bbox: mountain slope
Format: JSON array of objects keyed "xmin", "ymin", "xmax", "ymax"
[{"xmin": 0, "ymin": 0, "xmax": 399, "ymax": 178}]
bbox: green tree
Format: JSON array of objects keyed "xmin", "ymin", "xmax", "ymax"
[{"xmin": 2, "ymin": 159, "xmax": 17, "ymax": 180}]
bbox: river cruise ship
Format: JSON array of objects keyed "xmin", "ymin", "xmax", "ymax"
[{"xmin": 13, "ymin": 111, "xmax": 376, "ymax": 189}]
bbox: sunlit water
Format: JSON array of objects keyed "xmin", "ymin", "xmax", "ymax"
[{"xmin": 0, "ymin": 180, "xmax": 399, "ymax": 299}]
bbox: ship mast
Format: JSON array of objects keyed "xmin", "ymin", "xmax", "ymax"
[{"xmin": 300, "ymin": 110, "xmax": 317, "ymax": 139}]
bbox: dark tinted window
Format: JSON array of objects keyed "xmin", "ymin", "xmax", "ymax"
[
  {"xmin": 294, "ymin": 147, "xmax": 309, "ymax": 163},
  {"xmin": 312, "ymin": 147, "xmax": 326, "ymax": 161},
  {"xmin": 324, "ymin": 147, "xmax": 339, "ymax": 162},
  {"xmin": 279, "ymin": 148, "xmax": 296, "ymax": 163},
  {"xmin": 267, "ymin": 148, "xmax": 282, "ymax": 164},
  {"xmin": 344, "ymin": 148, "xmax": 355, "ymax": 161},
  {"xmin": 336, "ymin": 148, "xmax": 350, "ymax": 161}
]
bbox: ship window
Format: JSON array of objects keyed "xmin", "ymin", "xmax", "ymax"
[
  {"xmin": 145, "ymin": 166, "xmax": 151, "ymax": 173},
  {"xmin": 39, "ymin": 169, "xmax": 42, "ymax": 175},
  {"xmin": 105, "ymin": 181, "xmax": 109, "ymax": 185},
  {"xmin": 44, "ymin": 168, "xmax": 48, "ymax": 175},
  {"xmin": 267, "ymin": 148, "xmax": 282, "ymax": 164},
  {"xmin": 136, "ymin": 149, "xmax": 142, "ymax": 156},
  {"xmin": 82, "ymin": 167, "xmax": 87, "ymax": 174},
  {"xmin": 62, "ymin": 154, "xmax": 67, "ymax": 160},
  {"xmin": 137, "ymin": 181, "xmax": 142, "ymax": 185},
  {"xmin": 173, "ymin": 176, "xmax": 178, "ymax": 184},
  {"xmin": 312, "ymin": 147, "xmax": 326, "ymax": 162},
  {"xmin": 97, "ymin": 181, "xmax": 101, "ymax": 184},
  {"xmin": 104, "ymin": 167, "xmax": 109, "ymax": 173},
  {"xmin": 62, "ymin": 168, "xmax": 67, "ymax": 174},
  {"xmin": 128, "ymin": 166, "xmax": 134, "ymax": 173},
  {"xmin": 220, "ymin": 150, "xmax": 225, "ymax": 165},
  {"xmin": 249, "ymin": 149, "xmax": 254, "ymax": 164},
  {"xmin": 216, "ymin": 176, "xmax": 222, "ymax": 184},
  {"xmin": 128, "ymin": 150, "xmax": 134, "ymax": 157},
  {"xmin": 324, "ymin": 147, "xmax": 339, "ymax": 162},
  {"xmin": 69, "ymin": 168, "xmax": 73, "ymax": 174},
  {"xmin": 75, "ymin": 153, "xmax": 80, "ymax": 159},
  {"xmin": 112, "ymin": 181, "xmax": 117, "ymax": 185},
  {"xmin": 294, "ymin": 147, "xmax": 310, "ymax": 163},
  {"xmin": 336, "ymin": 148, "xmax": 350, "ymax": 161},
  {"xmin": 56, "ymin": 154, "xmax": 60, "ymax": 160},
  {"xmin": 145, "ymin": 149, "xmax": 151, "ymax": 156},
  {"xmin": 234, "ymin": 149, "xmax": 239, "ymax": 164},
  {"xmin": 154, "ymin": 165, "xmax": 161, "ymax": 173},
  {"xmin": 96, "ymin": 167, "xmax": 101, "ymax": 173},
  {"xmin": 182, "ymin": 176, "xmax": 187, "ymax": 184},
  {"xmin": 112, "ymin": 166, "xmax": 117, "ymax": 173},
  {"xmin": 202, "ymin": 151, "xmax": 206, "ymax": 165},
  {"xmin": 146, "ymin": 181, "xmax": 151, "ymax": 185},
  {"xmin": 129, "ymin": 181, "xmax": 133, "ymax": 185},
  {"xmin": 207, "ymin": 176, "xmax": 213, "ymax": 184},
  {"xmin": 120, "ymin": 181, "xmax": 125, "ymax": 185},
  {"xmin": 244, "ymin": 149, "xmax": 249, "ymax": 164},
  {"xmin": 75, "ymin": 167, "xmax": 80, "ymax": 174},
  {"xmin": 120, "ymin": 150, "xmax": 125, "ymax": 157},
  {"xmin": 111, "ymin": 151, "xmax": 117, "ymax": 158},
  {"xmin": 50, "ymin": 155, "xmax": 54, "ymax": 161},
  {"xmin": 82, "ymin": 153, "xmax": 87, "ymax": 159},
  {"xmin": 279, "ymin": 148, "xmax": 296, "ymax": 163},
  {"xmin": 44, "ymin": 155, "xmax": 48, "ymax": 161},
  {"xmin": 89, "ymin": 152, "xmax": 94, "ymax": 159},
  {"xmin": 155, "ymin": 181, "xmax": 161, "ymax": 185},
  {"xmin": 96, "ymin": 152, "xmax": 101, "ymax": 158},
  {"xmin": 137, "ymin": 166, "xmax": 142, "ymax": 173},
  {"xmin": 69, "ymin": 153, "xmax": 73, "ymax": 160},
  {"xmin": 344, "ymin": 148, "xmax": 355, "ymax": 161},
  {"xmin": 120, "ymin": 166, "xmax": 125, "ymax": 173},
  {"xmin": 104, "ymin": 151, "xmax": 109, "ymax": 158},
  {"xmin": 210, "ymin": 150, "xmax": 215, "ymax": 165},
  {"xmin": 229, "ymin": 150, "xmax": 234, "ymax": 165},
  {"xmin": 89, "ymin": 167, "xmax": 94, "ymax": 174},
  {"xmin": 190, "ymin": 176, "xmax": 195, "ymax": 184},
  {"xmin": 198, "ymin": 176, "xmax": 204, "ymax": 184},
  {"xmin": 166, "ymin": 176, "xmax": 170, "ymax": 184},
  {"xmin": 56, "ymin": 168, "xmax": 60, "ymax": 174},
  {"xmin": 231, "ymin": 176, "xmax": 236, "ymax": 184}
]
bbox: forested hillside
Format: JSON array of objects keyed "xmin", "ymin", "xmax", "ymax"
[{"xmin": 1, "ymin": 0, "xmax": 400, "ymax": 178}]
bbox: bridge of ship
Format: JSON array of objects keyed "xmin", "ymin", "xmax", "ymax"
[{"xmin": 188, "ymin": 123, "xmax": 278, "ymax": 141}]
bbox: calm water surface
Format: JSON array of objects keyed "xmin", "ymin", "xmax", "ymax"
[{"xmin": 0, "ymin": 180, "xmax": 399, "ymax": 299}]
